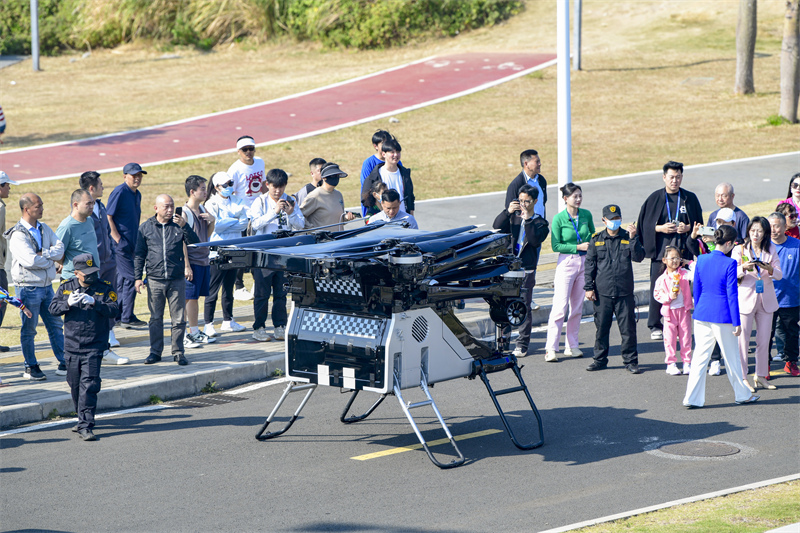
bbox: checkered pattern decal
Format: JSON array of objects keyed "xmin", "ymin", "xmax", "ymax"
[
  {"xmin": 315, "ymin": 278, "xmax": 363, "ymax": 297},
  {"xmin": 300, "ymin": 311, "xmax": 382, "ymax": 340}
]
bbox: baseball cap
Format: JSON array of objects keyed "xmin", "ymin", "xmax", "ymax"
[
  {"xmin": 73, "ymin": 253, "xmax": 100, "ymax": 274},
  {"xmin": 715, "ymin": 208, "xmax": 735, "ymax": 223},
  {"xmin": 602, "ymin": 204, "xmax": 622, "ymax": 219},
  {"xmin": 236, "ymin": 137, "xmax": 255, "ymax": 150},
  {"xmin": 212, "ymin": 171, "xmax": 233, "ymax": 187},
  {"xmin": 321, "ymin": 163, "xmax": 347, "ymax": 180},
  {"xmin": 123, "ymin": 163, "xmax": 147, "ymax": 175},
  {"xmin": 0, "ymin": 171, "xmax": 19, "ymax": 185}
]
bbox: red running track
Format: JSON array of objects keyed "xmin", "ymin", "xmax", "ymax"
[{"xmin": 0, "ymin": 53, "xmax": 556, "ymax": 183}]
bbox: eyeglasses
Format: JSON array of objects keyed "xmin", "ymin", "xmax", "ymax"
[
  {"xmin": 241, "ymin": 147, "xmax": 255, "ymax": 152},
  {"xmin": 518, "ymin": 199, "xmax": 533, "ymax": 205}
]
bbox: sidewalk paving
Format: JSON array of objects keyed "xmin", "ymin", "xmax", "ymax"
[{"xmin": 0, "ymin": 254, "xmax": 654, "ymax": 428}]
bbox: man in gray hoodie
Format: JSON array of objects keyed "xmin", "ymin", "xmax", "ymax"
[{"xmin": 5, "ymin": 193, "xmax": 65, "ymax": 380}]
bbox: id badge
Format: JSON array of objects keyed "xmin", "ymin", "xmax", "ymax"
[{"xmin": 755, "ymin": 278, "xmax": 764, "ymax": 294}]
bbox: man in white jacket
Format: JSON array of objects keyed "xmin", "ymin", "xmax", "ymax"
[
  {"xmin": 5, "ymin": 193, "xmax": 66, "ymax": 380},
  {"xmin": 248, "ymin": 169, "xmax": 304, "ymax": 341}
]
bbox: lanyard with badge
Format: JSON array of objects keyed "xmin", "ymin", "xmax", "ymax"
[
  {"xmin": 568, "ymin": 213, "xmax": 585, "ymax": 256},
  {"xmin": 750, "ymin": 245, "xmax": 764, "ymax": 294},
  {"xmin": 516, "ymin": 221, "xmax": 526, "ymax": 256},
  {"xmin": 665, "ymin": 190, "xmax": 681, "ymax": 224}
]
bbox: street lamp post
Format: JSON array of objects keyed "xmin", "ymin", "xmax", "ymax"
[
  {"xmin": 31, "ymin": 0, "xmax": 41, "ymax": 71},
  {"xmin": 557, "ymin": 0, "xmax": 573, "ymax": 210}
]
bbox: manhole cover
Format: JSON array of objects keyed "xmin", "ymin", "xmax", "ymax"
[{"xmin": 658, "ymin": 441, "xmax": 740, "ymax": 457}]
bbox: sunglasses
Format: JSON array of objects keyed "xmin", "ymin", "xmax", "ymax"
[
  {"xmin": 241, "ymin": 146, "xmax": 255, "ymax": 152},
  {"xmin": 791, "ymin": 182, "xmax": 800, "ymax": 190},
  {"xmin": 220, "ymin": 181, "xmax": 234, "ymax": 187}
]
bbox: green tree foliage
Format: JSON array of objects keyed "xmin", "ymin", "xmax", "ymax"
[{"xmin": 0, "ymin": 0, "xmax": 522, "ymax": 55}]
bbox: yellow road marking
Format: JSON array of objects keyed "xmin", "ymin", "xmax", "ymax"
[{"xmin": 351, "ymin": 429, "xmax": 502, "ymax": 461}]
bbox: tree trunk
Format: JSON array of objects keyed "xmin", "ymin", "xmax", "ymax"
[
  {"xmin": 735, "ymin": 0, "xmax": 758, "ymax": 95},
  {"xmin": 779, "ymin": 0, "xmax": 800, "ymax": 122}
]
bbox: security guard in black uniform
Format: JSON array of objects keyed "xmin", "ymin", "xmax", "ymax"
[
  {"xmin": 583, "ymin": 205, "xmax": 645, "ymax": 373},
  {"xmin": 49, "ymin": 253, "xmax": 119, "ymax": 441}
]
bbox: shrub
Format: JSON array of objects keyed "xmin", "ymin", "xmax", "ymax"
[{"xmin": 0, "ymin": 0, "xmax": 522, "ymax": 54}]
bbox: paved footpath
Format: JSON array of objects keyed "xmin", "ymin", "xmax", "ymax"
[{"xmin": 0, "ymin": 252, "xmax": 652, "ymax": 429}]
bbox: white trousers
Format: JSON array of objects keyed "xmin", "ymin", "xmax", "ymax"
[{"xmin": 683, "ymin": 320, "xmax": 752, "ymax": 406}]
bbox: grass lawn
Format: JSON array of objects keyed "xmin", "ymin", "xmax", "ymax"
[
  {"xmin": 574, "ymin": 480, "xmax": 799, "ymax": 533},
  {"xmin": 0, "ymin": 1, "xmax": 796, "ymax": 232}
]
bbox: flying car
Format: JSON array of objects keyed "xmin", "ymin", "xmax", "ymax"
[{"xmin": 206, "ymin": 221, "xmax": 544, "ymax": 468}]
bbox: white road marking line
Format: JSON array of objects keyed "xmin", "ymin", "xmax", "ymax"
[
  {"xmin": 224, "ymin": 377, "xmax": 291, "ymax": 395},
  {"xmin": 0, "ymin": 404, "xmax": 173, "ymax": 437}
]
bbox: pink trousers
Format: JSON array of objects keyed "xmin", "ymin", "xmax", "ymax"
[
  {"xmin": 663, "ymin": 307, "xmax": 692, "ymax": 364},
  {"xmin": 546, "ymin": 254, "xmax": 585, "ymax": 352},
  {"xmin": 738, "ymin": 297, "xmax": 774, "ymax": 378}
]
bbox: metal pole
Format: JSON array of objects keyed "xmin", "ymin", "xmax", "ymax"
[
  {"xmin": 31, "ymin": 0, "xmax": 40, "ymax": 71},
  {"xmin": 557, "ymin": 0, "xmax": 573, "ymax": 210},
  {"xmin": 573, "ymin": 0, "xmax": 582, "ymax": 71}
]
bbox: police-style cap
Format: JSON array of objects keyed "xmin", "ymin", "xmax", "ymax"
[
  {"xmin": 320, "ymin": 163, "xmax": 347, "ymax": 180},
  {"xmin": 603, "ymin": 204, "xmax": 622, "ymax": 219},
  {"xmin": 123, "ymin": 162, "xmax": 147, "ymax": 175},
  {"xmin": 73, "ymin": 253, "xmax": 99, "ymax": 274}
]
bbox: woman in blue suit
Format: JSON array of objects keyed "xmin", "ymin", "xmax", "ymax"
[{"xmin": 684, "ymin": 225, "xmax": 760, "ymax": 407}]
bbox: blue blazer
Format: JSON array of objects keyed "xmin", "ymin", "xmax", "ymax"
[{"xmin": 692, "ymin": 250, "xmax": 741, "ymax": 326}]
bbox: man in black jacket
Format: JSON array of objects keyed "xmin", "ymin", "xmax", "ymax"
[
  {"xmin": 134, "ymin": 194, "xmax": 199, "ymax": 366},
  {"xmin": 360, "ymin": 138, "xmax": 415, "ymax": 215},
  {"xmin": 584, "ymin": 205, "xmax": 645, "ymax": 373},
  {"xmin": 504, "ymin": 149, "xmax": 548, "ymax": 215},
  {"xmin": 493, "ymin": 184, "xmax": 549, "ymax": 357},
  {"xmin": 636, "ymin": 161, "xmax": 703, "ymax": 340},
  {"xmin": 49, "ymin": 254, "xmax": 120, "ymax": 441}
]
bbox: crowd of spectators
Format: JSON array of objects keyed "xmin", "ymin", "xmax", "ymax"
[{"xmin": 0, "ymin": 141, "xmax": 797, "ymax": 413}]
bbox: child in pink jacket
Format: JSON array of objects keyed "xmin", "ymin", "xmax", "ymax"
[{"xmin": 654, "ymin": 246, "xmax": 694, "ymax": 375}]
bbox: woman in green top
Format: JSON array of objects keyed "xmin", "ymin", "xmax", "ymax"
[{"xmin": 544, "ymin": 183, "xmax": 595, "ymax": 362}]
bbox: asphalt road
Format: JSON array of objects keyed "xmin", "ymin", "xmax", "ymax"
[
  {"xmin": 415, "ymin": 152, "xmax": 800, "ymax": 231},
  {"xmin": 2, "ymin": 311, "xmax": 797, "ymax": 533}
]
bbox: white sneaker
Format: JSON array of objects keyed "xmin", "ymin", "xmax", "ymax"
[
  {"xmin": 650, "ymin": 330, "xmax": 663, "ymax": 340},
  {"xmin": 708, "ymin": 360, "xmax": 721, "ymax": 376},
  {"xmin": 512, "ymin": 347, "xmax": 525, "ymax": 358},
  {"xmin": 103, "ymin": 349, "xmax": 130, "ymax": 365},
  {"xmin": 221, "ymin": 320, "xmax": 246, "ymax": 332},
  {"xmin": 273, "ymin": 326, "xmax": 286, "ymax": 341},
  {"xmin": 545, "ymin": 350, "xmax": 558, "ymax": 362},
  {"xmin": 682, "ymin": 363, "xmax": 691, "ymax": 375},
  {"xmin": 233, "ymin": 287, "xmax": 253, "ymax": 301},
  {"xmin": 108, "ymin": 330, "xmax": 120, "ymax": 348},
  {"xmin": 666, "ymin": 363, "xmax": 681, "ymax": 375},
  {"xmin": 564, "ymin": 346, "xmax": 583, "ymax": 358},
  {"xmin": 530, "ymin": 299, "xmax": 541, "ymax": 311},
  {"xmin": 252, "ymin": 327, "xmax": 273, "ymax": 342},
  {"xmin": 183, "ymin": 333, "xmax": 202, "ymax": 349},
  {"xmin": 772, "ymin": 354, "xmax": 784, "ymax": 362},
  {"xmin": 197, "ymin": 331, "xmax": 217, "ymax": 344},
  {"xmin": 203, "ymin": 324, "xmax": 218, "ymax": 337}
]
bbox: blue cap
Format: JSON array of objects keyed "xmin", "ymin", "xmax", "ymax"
[{"xmin": 123, "ymin": 163, "xmax": 147, "ymax": 175}]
